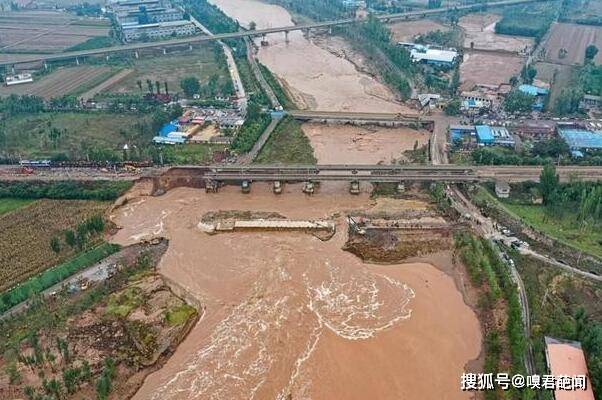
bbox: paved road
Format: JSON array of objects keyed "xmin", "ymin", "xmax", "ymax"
[
  {"xmin": 237, "ymin": 116, "xmax": 282, "ymax": 164},
  {"xmin": 187, "ymin": 12, "xmax": 248, "ymax": 113},
  {"xmin": 430, "ymin": 113, "xmax": 458, "ymax": 165},
  {"xmin": 0, "ymin": 0, "xmax": 540, "ymax": 66},
  {"xmin": 0, "ymin": 248, "xmax": 124, "ymax": 321},
  {"xmin": 448, "ymin": 186, "xmax": 536, "ymax": 374}
]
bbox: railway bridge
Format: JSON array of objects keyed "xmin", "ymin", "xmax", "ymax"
[
  {"xmin": 198, "ymin": 164, "xmax": 602, "ymax": 194},
  {"xmin": 285, "ymin": 111, "xmax": 434, "ymax": 129}
]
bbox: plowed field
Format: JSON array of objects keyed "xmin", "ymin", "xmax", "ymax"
[
  {"xmin": 0, "ymin": 66, "xmax": 116, "ymax": 99},
  {"xmin": 541, "ymin": 23, "xmax": 602, "ymax": 65}
]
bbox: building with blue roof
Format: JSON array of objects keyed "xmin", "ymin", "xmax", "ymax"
[
  {"xmin": 476, "ymin": 125, "xmax": 495, "ymax": 145},
  {"xmin": 518, "ymin": 84, "xmax": 549, "ymax": 111},
  {"xmin": 518, "ymin": 84, "xmax": 549, "ymax": 96},
  {"xmin": 450, "ymin": 125, "xmax": 475, "ymax": 142},
  {"xmin": 559, "ymin": 128, "xmax": 602, "ymax": 151},
  {"xmin": 159, "ymin": 122, "xmax": 178, "ymax": 137},
  {"xmin": 153, "ymin": 135, "xmax": 186, "ymax": 144}
]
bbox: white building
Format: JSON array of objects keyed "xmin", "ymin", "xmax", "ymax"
[
  {"xmin": 5, "ymin": 73, "xmax": 33, "ymax": 86},
  {"xmin": 409, "ymin": 45, "xmax": 458, "ymax": 67},
  {"xmin": 122, "ymin": 20, "xmax": 196, "ymax": 41}
]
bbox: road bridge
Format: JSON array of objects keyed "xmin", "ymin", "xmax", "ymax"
[
  {"xmin": 286, "ymin": 110, "xmax": 433, "ymax": 128},
  {"xmin": 0, "ymin": 0, "xmax": 541, "ymax": 67}
]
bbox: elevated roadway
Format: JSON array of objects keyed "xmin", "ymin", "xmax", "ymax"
[
  {"xmin": 286, "ymin": 110, "xmax": 432, "ymax": 127},
  {"xmin": 0, "ymin": 0, "xmax": 541, "ymax": 67}
]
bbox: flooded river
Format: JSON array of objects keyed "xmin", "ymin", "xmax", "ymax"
[
  {"xmin": 112, "ymin": 184, "xmax": 481, "ymax": 400},
  {"xmin": 209, "ymin": 0, "xmax": 407, "ymax": 112},
  {"xmin": 111, "ymin": 1, "xmax": 482, "ymax": 398}
]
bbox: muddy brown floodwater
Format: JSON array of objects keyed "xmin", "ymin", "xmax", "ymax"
[
  {"xmin": 208, "ymin": 0, "xmax": 410, "ymax": 112},
  {"xmin": 112, "ymin": 183, "xmax": 481, "ymax": 400},
  {"xmin": 302, "ymin": 123, "xmax": 430, "ymax": 164},
  {"xmin": 111, "ymin": 1, "xmax": 482, "ymax": 397}
]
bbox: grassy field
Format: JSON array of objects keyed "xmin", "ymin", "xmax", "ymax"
[
  {"xmin": 161, "ymin": 143, "xmax": 226, "ymax": 165},
  {"xmin": 0, "ymin": 199, "xmax": 109, "ymax": 292},
  {"xmin": 104, "ymin": 45, "xmax": 229, "ymax": 96},
  {"xmin": 476, "ymin": 187, "xmax": 602, "ymax": 258},
  {"xmin": 0, "ymin": 112, "xmax": 154, "ymax": 160},
  {"xmin": 0, "ymin": 198, "xmax": 33, "ymax": 215},
  {"xmin": 503, "ymin": 203, "xmax": 602, "ymax": 258},
  {"xmin": 255, "ymin": 117, "xmax": 316, "ymax": 164}
]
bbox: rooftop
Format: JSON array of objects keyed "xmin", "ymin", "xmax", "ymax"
[
  {"xmin": 410, "ymin": 47, "xmax": 458, "ymax": 64},
  {"xmin": 518, "ymin": 84, "xmax": 549, "ymax": 96},
  {"xmin": 475, "ymin": 125, "xmax": 494, "ymax": 142},
  {"xmin": 545, "ymin": 337, "xmax": 595, "ymax": 400},
  {"xmin": 559, "ymin": 129, "xmax": 602, "ymax": 150},
  {"xmin": 122, "ymin": 19, "xmax": 193, "ymax": 29}
]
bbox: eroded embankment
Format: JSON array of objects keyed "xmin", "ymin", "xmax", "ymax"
[{"xmin": 110, "ymin": 183, "xmax": 482, "ymax": 400}]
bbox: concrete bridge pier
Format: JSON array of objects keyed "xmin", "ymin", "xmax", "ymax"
[
  {"xmin": 303, "ymin": 181, "xmax": 315, "ymax": 195},
  {"xmin": 349, "ymin": 180, "xmax": 360, "ymax": 195},
  {"xmin": 105, "ymin": 54, "xmax": 110, "ymax": 61},
  {"xmin": 273, "ymin": 181, "xmax": 283, "ymax": 194},
  {"xmin": 162, "ymin": 48, "xmax": 167, "ymax": 55},
  {"xmin": 134, "ymin": 50, "xmax": 139, "ymax": 59},
  {"xmin": 396, "ymin": 182, "xmax": 405, "ymax": 194},
  {"xmin": 205, "ymin": 180, "xmax": 219, "ymax": 193},
  {"xmin": 284, "ymin": 30, "xmax": 289, "ymax": 44},
  {"xmin": 302, "ymin": 28, "xmax": 310, "ymax": 39},
  {"xmin": 11, "ymin": 65, "xmax": 15, "ymax": 74},
  {"xmin": 241, "ymin": 180, "xmax": 251, "ymax": 193},
  {"xmin": 188, "ymin": 44, "xmax": 193, "ymax": 51},
  {"xmin": 75, "ymin": 57, "xmax": 79, "ymax": 65},
  {"xmin": 328, "ymin": 27, "xmax": 332, "ymax": 35}
]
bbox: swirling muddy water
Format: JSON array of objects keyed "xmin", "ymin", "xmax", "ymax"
[{"xmin": 112, "ymin": 182, "xmax": 481, "ymax": 400}]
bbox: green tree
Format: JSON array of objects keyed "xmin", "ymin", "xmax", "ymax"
[
  {"xmin": 5, "ymin": 362, "xmax": 21, "ymax": 384},
  {"xmin": 585, "ymin": 44, "xmax": 599, "ymax": 63},
  {"xmin": 96, "ymin": 374, "xmax": 111, "ymax": 400},
  {"xmin": 504, "ymin": 89, "xmax": 535, "ymax": 113},
  {"xmin": 65, "ymin": 229, "xmax": 76, "ymax": 247},
  {"xmin": 444, "ymin": 99, "xmax": 461, "ymax": 116},
  {"xmin": 145, "ymin": 79, "xmax": 153, "ymax": 95},
  {"xmin": 554, "ymin": 88, "xmax": 583, "ymax": 115},
  {"xmin": 539, "ymin": 163, "xmax": 559, "ymax": 206},
  {"xmin": 81, "ymin": 360, "xmax": 92, "ymax": 382},
  {"xmin": 63, "ymin": 368, "xmax": 80, "ymax": 394},
  {"xmin": 532, "ymin": 137, "xmax": 570, "ymax": 158},
  {"xmin": 50, "ymin": 236, "xmax": 61, "ymax": 254},
  {"xmin": 180, "ymin": 76, "xmax": 201, "ymax": 97},
  {"xmin": 521, "ymin": 65, "xmax": 537, "ymax": 84}
]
